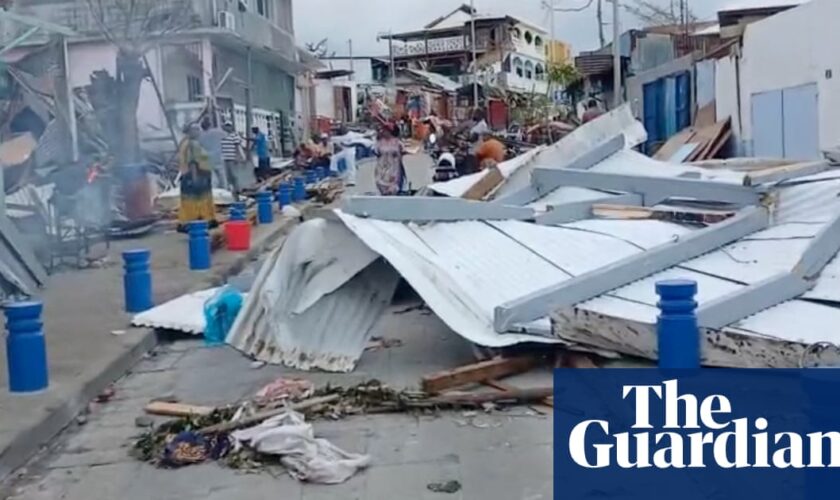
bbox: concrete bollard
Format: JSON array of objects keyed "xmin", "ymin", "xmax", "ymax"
[
  {"xmin": 256, "ymin": 191, "xmax": 273, "ymax": 224},
  {"xmin": 656, "ymin": 279, "xmax": 700, "ymax": 369},
  {"xmin": 5, "ymin": 301, "xmax": 48, "ymax": 393},
  {"xmin": 188, "ymin": 220, "xmax": 211, "ymax": 271},
  {"xmin": 122, "ymin": 249, "xmax": 153, "ymax": 313}
]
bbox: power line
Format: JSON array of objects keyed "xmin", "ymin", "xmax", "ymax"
[{"xmin": 544, "ymin": 0, "xmax": 595, "ymax": 12}]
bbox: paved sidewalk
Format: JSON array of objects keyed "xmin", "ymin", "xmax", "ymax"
[
  {"xmin": 0, "ymin": 212, "xmax": 306, "ymax": 480},
  {"xmin": 6, "ymin": 304, "xmax": 554, "ymax": 500}
]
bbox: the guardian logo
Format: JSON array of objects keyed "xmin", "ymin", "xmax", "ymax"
[{"xmin": 568, "ymin": 379, "xmax": 840, "ymax": 469}]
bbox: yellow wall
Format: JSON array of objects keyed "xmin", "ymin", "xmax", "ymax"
[{"xmin": 546, "ymin": 41, "xmax": 572, "ymax": 65}]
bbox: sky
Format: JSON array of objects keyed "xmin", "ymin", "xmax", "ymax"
[{"xmin": 292, "ymin": 0, "xmax": 797, "ymax": 57}]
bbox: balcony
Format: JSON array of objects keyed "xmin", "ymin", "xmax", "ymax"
[
  {"xmin": 6, "ymin": 0, "xmax": 294, "ymax": 60},
  {"xmin": 392, "ymin": 35, "xmax": 505, "ymax": 59}
]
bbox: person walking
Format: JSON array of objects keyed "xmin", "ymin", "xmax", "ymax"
[
  {"xmin": 251, "ymin": 126, "xmax": 271, "ymax": 182},
  {"xmin": 221, "ymin": 121, "xmax": 244, "ymax": 200},
  {"xmin": 373, "ymin": 122, "xmax": 407, "ymax": 196},
  {"xmin": 177, "ymin": 124, "xmax": 216, "ymax": 232},
  {"xmin": 199, "ymin": 117, "xmax": 228, "ymax": 190}
]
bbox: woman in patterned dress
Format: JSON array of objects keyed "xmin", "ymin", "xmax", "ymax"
[{"xmin": 373, "ymin": 122, "xmax": 407, "ymax": 196}]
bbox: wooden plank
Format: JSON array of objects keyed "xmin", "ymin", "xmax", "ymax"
[
  {"xmin": 483, "ymin": 379, "xmax": 555, "ymax": 409},
  {"xmin": 694, "ymin": 101, "xmax": 716, "ymax": 128},
  {"xmin": 144, "ymin": 402, "xmax": 216, "ymax": 417},
  {"xmin": 428, "ymin": 387, "xmax": 553, "ymax": 406},
  {"xmin": 421, "ymin": 355, "xmax": 540, "ymax": 394},
  {"xmin": 462, "ymin": 165, "xmax": 504, "ymax": 201},
  {"xmin": 592, "ymin": 204, "xmax": 735, "ymax": 224},
  {"xmin": 653, "ymin": 128, "xmax": 696, "ymax": 161},
  {"xmin": 688, "ymin": 118, "xmax": 730, "ymax": 162}
]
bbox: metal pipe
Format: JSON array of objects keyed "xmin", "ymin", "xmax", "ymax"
[
  {"xmin": 612, "ymin": 0, "xmax": 622, "ymax": 108},
  {"xmin": 470, "ymin": 0, "xmax": 478, "ymax": 108}
]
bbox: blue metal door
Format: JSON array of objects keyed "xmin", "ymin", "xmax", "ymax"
[
  {"xmin": 675, "ymin": 71, "xmax": 691, "ymax": 131},
  {"xmin": 643, "ymin": 80, "xmax": 664, "ymax": 154},
  {"xmin": 781, "ymin": 83, "xmax": 820, "ymax": 160},
  {"xmin": 751, "ymin": 89, "xmax": 784, "ymax": 158}
]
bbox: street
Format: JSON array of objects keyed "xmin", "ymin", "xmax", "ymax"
[{"xmin": 7, "ymin": 303, "xmax": 553, "ymax": 500}]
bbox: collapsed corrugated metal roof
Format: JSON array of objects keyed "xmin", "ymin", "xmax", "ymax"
[{"xmin": 227, "ymin": 108, "xmax": 840, "ymax": 372}]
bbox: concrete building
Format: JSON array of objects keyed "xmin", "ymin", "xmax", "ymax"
[
  {"xmin": 4, "ymin": 0, "xmax": 311, "ymax": 156},
  {"xmin": 721, "ymin": 0, "xmax": 836, "ymax": 159},
  {"xmin": 382, "ymin": 3, "xmax": 550, "ymax": 96}
]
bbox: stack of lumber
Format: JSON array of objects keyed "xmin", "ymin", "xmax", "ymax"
[{"xmin": 654, "ymin": 117, "xmax": 732, "ymax": 163}]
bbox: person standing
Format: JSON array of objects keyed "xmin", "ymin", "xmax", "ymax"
[
  {"xmin": 373, "ymin": 122, "xmax": 407, "ymax": 196},
  {"xmin": 220, "ymin": 121, "xmax": 244, "ymax": 200},
  {"xmin": 198, "ymin": 117, "xmax": 228, "ymax": 190},
  {"xmin": 251, "ymin": 126, "xmax": 271, "ymax": 182},
  {"xmin": 177, "ymin": 124, "xmax": 216, "ymax": 231}
]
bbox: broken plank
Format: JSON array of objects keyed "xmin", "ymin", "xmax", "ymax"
[
  {"xmin": 462, "ymin": 165, "xmax": 504, "ymax": 201},
  {"xmin": 592, "ymin": 204, "xmax": 735, "ymax": 224},
  {"xmin": 427, "ymin": 387, "xmax": 553, "ymax": 406},
  {"xmin": 483, "ymin": 379, "xmax": 555, "ymax": 409},
  {"xmin": 144, "ymin": 402, "xmax": 215, "ymax": 417},
  {"xmin": 421, "ymin": 356, "xmax": 540, "ymax": 394},
  {"xmin": 199, "ymin": 394, "xmax": 341, "ymax": 434}
]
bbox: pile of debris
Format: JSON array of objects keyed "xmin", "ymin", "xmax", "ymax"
[
  {"xmin": 131, "ymin": 371, "xmax": 556, "ymax": 482},
  {"xmin": 653, "ymin": 117, "xmax": 732, "ymax": 162}
]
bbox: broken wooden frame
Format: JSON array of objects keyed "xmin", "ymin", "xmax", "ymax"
[
  {"xmin": 494, "ymin": 206, "xmax": 770, "ymax": 333},
  {"xmin": 535, "ymin": 193, "xmax": 643, "ymax": 226}
]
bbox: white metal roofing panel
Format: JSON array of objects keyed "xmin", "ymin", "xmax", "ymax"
[
  {"xmin": 561, "ymin": 219, "xmax": 692, "ymax": 250},
  {"xmin": 680, "ymin": 237, "xmax": 810, "ymax": 285},
  {"xmin": 803, "ymin": 254, "xmax": 840, "ymax": 301},
  {"xmin": 338, "ymin": 212, "xmax": 562, "ymax": 347},
  {"xmin": 526, "ymin": 186, "xmax": 608, "ymax": 212},
  {"xmin": 732, "ymin": 299, "xmax": 840, "ymax": 345},
  {"xmin": 132, "ymin": 288, "xmax": 221, "ymax": 334},
  {"xmin": 774, "ymin": 174, "xmax": 840, "ymax": 223}
]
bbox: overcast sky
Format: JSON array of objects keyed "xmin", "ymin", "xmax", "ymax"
[{"xmin": 293, "ymin": 0, "xmax": 795, "ymax": 57}]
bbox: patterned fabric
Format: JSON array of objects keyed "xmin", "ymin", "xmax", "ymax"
[
  {"xmin": 177, "ymin": 139, "xmax": 216, "ymax": 225},
  {"xmin": 373, "ymin": 138, "xmax": 407, "ymax": 196},
  {"xmin": 161, "ymin": 431, "xmax": 231, "ymax": 467}
]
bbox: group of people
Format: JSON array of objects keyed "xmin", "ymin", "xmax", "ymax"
[{"xmin": 176, "ymin": 118, "xmax": 272, "ymax": 231}]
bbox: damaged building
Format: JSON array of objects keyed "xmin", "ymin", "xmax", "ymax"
[{"xmin": 227, "ymin": 105, "xmax": 840, "ymax": 372}]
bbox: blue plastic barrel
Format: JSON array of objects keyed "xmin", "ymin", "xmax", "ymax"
[
  {"xmin": 5, "ymin": 301, "xmax": 48, "ymax": 393},
  {"xmin": 188, "ymin": 221, "xmax": 211, "ymax": 271},
  {"xmin": 293, "ymin": 177, "xmax": 306, "ymax": 201},
  {"xmin": 256, "ymin": 191, "xmax": 273, "ymax": 224},
  {"xmin": 656, "ymin": 279, "xmax": 699, "ymax": 369},
  {"xmin": 122, "ymin": 249, "xmax": 153, "ymax": 313},
  {"xmin": 277, "ymin": 183, "xmax": 292, "ymax": 209}
]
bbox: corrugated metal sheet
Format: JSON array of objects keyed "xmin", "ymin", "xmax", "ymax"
[{"xmin": 131, "ymin": 288, "xmax": 223, "ymax": 334}]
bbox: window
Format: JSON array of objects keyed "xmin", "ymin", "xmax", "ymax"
[
  {"xmin": 512, "ymin": 27, "xmax": 521, "ymax": 40},
  {"xmin": 534, "ymin": 36, "xmax": 543, "ymax": 48},
  {"xmin": 524, "ymin": 31, "xmax": 533, "ymax": 44},
  {"xmin": 187, "ymin": 75, "xmax": 203, "ymax": 101},
  {"xmin": 524, "ymin": 61, "xmax": 534, "ymax": 79},
  {"xmin": 256, "ymin": 0, "xmax": 269, "ymax": 18},
  {"xmin": 513, "ymin": 57, "xmax": 524, "ymax": 78},
  {"xmin": 535, "ymin": 63, "xmax": 545, "ymax": 81}
]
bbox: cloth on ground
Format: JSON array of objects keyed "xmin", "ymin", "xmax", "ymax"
[{"xmin": 231, "ymin": 410, "xmax": 371, "ymax": 484}]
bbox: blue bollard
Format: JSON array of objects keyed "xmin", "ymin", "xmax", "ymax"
[
  {"xmin": 293, "ymin": 177, "xmax": 306, "ymax": 201},
  {"xmin": 188, "ymin": 221, "xmax": 211, "ymax": 271},
  {"xmin": 5, "ymin": 301, "xmax": 48, "ymax": 393},
  {"xmin": 277, "ymin": 184, "xmax": 293, "ymax": 210},
  {"xmin": 122, "ymin": 249, "xmax": 153, "ymax": 313},
  {"xmin": 337, "ymin": 157, "xmax": 348, "ymax": 173},
  {"xmin": 315, "ymin": 166, "xmax": 326, "ymax": 180},
  {"xmin": 656, "ymin": 279, "xmax": 700, "ymax": 369},
  {"xmin": 230, "ymin": 202, "xmax": 246, "ymax": 222},
  {"xmin": 306, "ymin": 169, "xmax": 318, "ymax": 184},
  {"xmin": 256, "ymin": 191, "xmax": 273, "ymax": 224}
]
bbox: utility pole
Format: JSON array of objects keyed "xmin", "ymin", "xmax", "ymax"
[
  {"xmin": 597, "ymin": 0, "xmax": 605, "ymax": 48},
  {"xmin": 348, "ymin": 39, "xmax": 354, "ymax": 81},
  {"xmin": 470, "ymin": 0, "xmax": 479, "ymax": 109},
  {"xmin": 612, "ymin": 0, "xmax": 621, "ymax": 108}
]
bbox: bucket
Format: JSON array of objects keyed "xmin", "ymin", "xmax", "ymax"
[{"xmin": 225, "ymin": 220, "xmax": 251, "ymax": 251}]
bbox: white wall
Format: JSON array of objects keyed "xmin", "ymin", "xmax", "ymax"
[
  {"xmin": 715, "ymin": 54, "xmax": 742, "ymax": 147},
  {"xmin": 511, "ymin": 22, "xmax": 548, "ymax": 62},
  {"xmin": 739, "ymin": 0, "xmax": 840, "ymax": 152},
  {"xmin": 314, "ymin": 79, "xmax": 335, "ymax": 118}
]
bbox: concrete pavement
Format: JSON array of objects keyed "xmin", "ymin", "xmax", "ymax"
[
  {"xmin": 5, "ymin": 303, "xmax": 554, "ymax": 500},
  {"xmin": 0, "ymin": 210, "xmax": 308, "ymax": 482}
]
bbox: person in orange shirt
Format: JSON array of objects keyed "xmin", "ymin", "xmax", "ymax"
[{"xmin": 475, "ymin": 132, "xmax": 506, "ymax": 170}]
